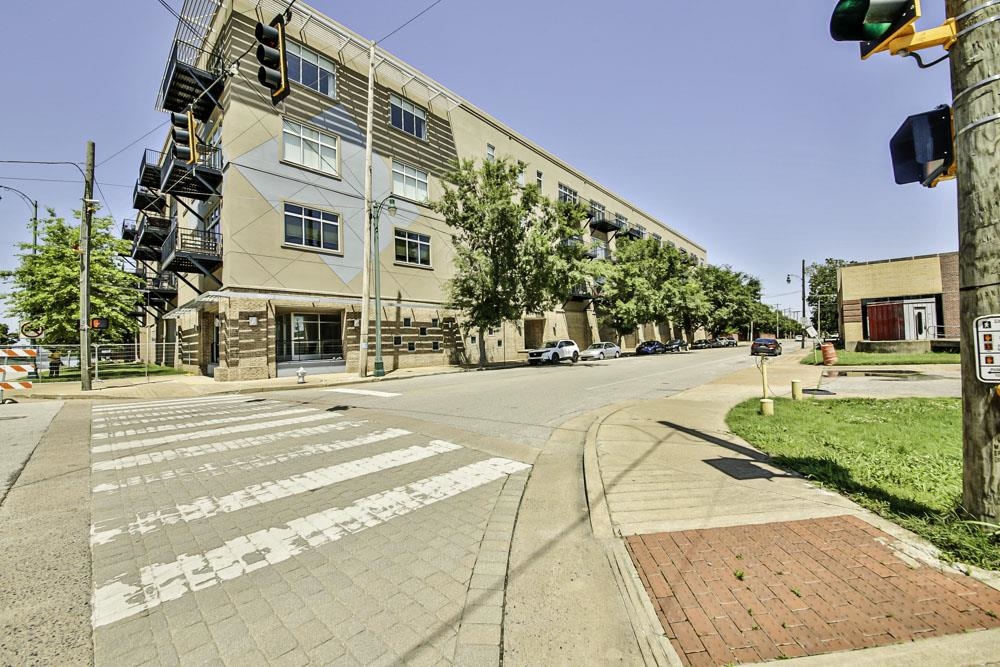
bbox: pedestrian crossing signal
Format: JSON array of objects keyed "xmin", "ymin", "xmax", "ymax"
[
  {"xmin": 889, "ymin": 105, "xmax": 955, "ymax": 187},
  {"xmin": 91, "ymin": 317, "xmax": 109, "ymax": 330}
]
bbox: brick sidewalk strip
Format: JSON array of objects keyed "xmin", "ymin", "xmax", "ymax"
[{"xmin": 626, "ymin": 514, "xmax": 1000, "ymax": 666}]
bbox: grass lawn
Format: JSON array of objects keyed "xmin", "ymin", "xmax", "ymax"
[
  {"xmin": 726, "ymin": 397, "xmax": 999, "ymax": 570},
  {"xmin": 800, "ymin": 350, "xmax": 960, "ymax": 366}
]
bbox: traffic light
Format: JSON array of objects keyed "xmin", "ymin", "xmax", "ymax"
[
  {"xmin": 889, "ymin": 105, "xmax": 955, "ymax": 187},
  {"xmin": 255, "ymin": 14, "xmax": 290, "ymax": 105},
  {"xmin": 170, "ymin": 110, "xmax": 198, "ymax": 165},
  {"xmin": 830, "ymin": 0, "xmax": 919, "ymax": 59},
  {"xmin": 90, "ymin": 317, "xmax": 109, "ymax": 330}
]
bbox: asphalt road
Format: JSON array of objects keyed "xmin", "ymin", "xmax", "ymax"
[{"xmin": 266, "ymin": 345, "xmax": 759, "ymax": 447}]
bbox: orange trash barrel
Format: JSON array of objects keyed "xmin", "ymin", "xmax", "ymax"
[{"xmin": 821, "ymin": 342, "xmax": 838, "ymax": 366}]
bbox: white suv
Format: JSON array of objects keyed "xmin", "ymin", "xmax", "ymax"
[{"xmin": 527, "ymin": 339, "xmax": 580, "ymax": 365}]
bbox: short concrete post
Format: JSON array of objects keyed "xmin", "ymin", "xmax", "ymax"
[
  {"xmin": 759, "ymin": 398, "xmax": 774, "ymax": 416},
  {"xmin": 791, "ymin": 379, "xmax": 802, "ymax": 401}
]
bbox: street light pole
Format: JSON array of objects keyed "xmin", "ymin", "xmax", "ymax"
[
  {"xmin": 359, "ymin": 39, "xmax": 376, "ymax": 378},
  {"xmin": 371, "ymin": 196, "xmax": 396, "ymax": 378},
  {"xmin": 80, "ymin": 140, "xmax": 95, "ymax": 391},
  {"xmin": 0, "ymin": 185, "xmax": 39, "ymax": 254}
]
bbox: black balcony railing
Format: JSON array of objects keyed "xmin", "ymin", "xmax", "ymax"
[
  {"xmin": 139, "ymin": 149, "xmax": 164, "ymax": 189},
  {"xmin": 122, "ymin": 219, "xmax": 137, "ymax": 241},
  {"xmin": 157, "ymin": 39, "xmax": 224, "ymax": 121},
  {"xmin": 162, "ymin": 225, "xmax": 223, "ymax": 275},
  {"xmin": 160, "ymin": 145, "xmax": 223, "ymax": 200},
  {"xmin": 132, "ymin": 183, "xmax": 165, "ymax": 213}
]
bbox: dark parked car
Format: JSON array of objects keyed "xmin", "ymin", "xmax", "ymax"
[
  {"xmin": 664, "ymin": 339, "xmax": 688, "ymax": 352},
  {"xmin": 750, "ymin": 338, "xmax": 782, "ymax": 356},
  {"xmin": 690, "ymin": 339, "xmax": 712, "ymax": 350},
  {"xmin": 715, "ymin": 336, "xmax": 738, "ymax": 347},
  {"xmin": 635, "ymin": 340, "xmax": 666, "ymax": 355}
]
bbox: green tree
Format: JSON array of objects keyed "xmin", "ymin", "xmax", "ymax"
[
  {"xmin": 807, "ymin": 258, "xmax": 847, "ymax": 335},
  {"xmin": 432, "ymin": 157, "xmax": 588, "ymax": 366},
  {"xmin": 0, "ymin": 322, "xmax": 15, "ymax": 345},
  {"xmin": 698, "ymin": 265, "xmax": 764, "ymax": 337},
  {"xmin": 669, "ymin": 275, "xmax": 711, "ymax": 342},
  {"xmin": 1, "ymin": 209, "xmax": 139, "ymax": 343},
  {"xmin": 593, "ymin": 238, "xmax": 690, "ymax": 341}
]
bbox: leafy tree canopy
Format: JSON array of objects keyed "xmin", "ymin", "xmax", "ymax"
[
  {"xmin": 1, "ymin": 209, "xmax": 139, "ymax": 343},
  {"xmin": 807, "ymin": 258, "xmax": 847, "ymax": 335}
]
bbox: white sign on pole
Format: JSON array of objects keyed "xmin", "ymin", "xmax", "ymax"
[
  {"xmin": 806, "ymin": 326, "xmax": 818, "ymax": 338},
  {"xmin": 974, "ymin": 315, "xmax": 1000, "ymax": 383}
]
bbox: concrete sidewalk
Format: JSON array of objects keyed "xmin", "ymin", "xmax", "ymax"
[{"xmin": 583, "ymin": 350, "xmax": 1000, "ymax": 666}]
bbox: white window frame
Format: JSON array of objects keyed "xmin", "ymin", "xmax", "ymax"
[
  {"xmin": 389, "ymin": 94, "xmax": 427, "ymax": 140},
  {"xmin": 392, "ymin": 160, "xmax": 429, "ymax": 202},
  {"xmin": 536, "ymin": 170, "xmax": 543, "ymax": 189},
  {"xmin": 591, "ymin": 201, "xmax": 606, "ymax": 221},
  {"xmin": 282, "ymin": 118, "xmax": 339, "ymax": 177},
  {"xmin": 486, "ymin": 143, "xmax": 495, "ymax": 162},
  {"xmin": 286, "ymin": 41, "xmax": 336, "ymax": 98},
  {"xmin": 395, "ymin": 228, "xmax": 432, "ymax": 267},
  {"xmin": 558, "ymin": 183, "xmax": 578, "ymax": 204},
  {"xmin": 283, "ymin": 202, "xmax": 341, "ymax": 252}
]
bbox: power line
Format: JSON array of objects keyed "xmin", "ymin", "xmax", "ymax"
[
  {"xmin": 377, "ymin": 0, "xmax": 445, "ymax": 44},
  {"xmin": 97, "ymin": 122, "xmax": 169, "ymax": 168}
]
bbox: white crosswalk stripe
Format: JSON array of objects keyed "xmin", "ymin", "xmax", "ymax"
[
  {"xmin": 92, "ymin": 394, "xmax": 251, "ymax": 413},
  {"xmin": 324, "ymin": 388, "xmax": 401, "ymax": 398},
  {"xmin": 88, "ymin": 397, "xmax": 532, "ymax": 637}
]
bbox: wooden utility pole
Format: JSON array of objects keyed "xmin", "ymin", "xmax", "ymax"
[
  {"xmin": 948, "ymin": 0, "xmax": 1000, "ymax": 522},
  {"xmin": 79, "ymin": 141, "xmax": 95, "ymax": 392}
]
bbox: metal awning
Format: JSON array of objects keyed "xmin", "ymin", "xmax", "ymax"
[{"xmin": 162, "ymin": 290, "xmax": 446, "ymax": 319}]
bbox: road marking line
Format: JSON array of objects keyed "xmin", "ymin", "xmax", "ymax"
[
  {"xmin": 91, "ymin": 410, "xmax": 328, "ymax": 455},
  {"xmin": 92, "ymin": 394, "xmax": 250, "ymax": 413},
  {"xmin": 91, "ymin": 414, "xmax": 351, "ymax": 472},
  {"xmin": 323, "ymin": 388, "xmax": 400, "ymax": 398},
  {"xmin": 91, "ymin": 457, "xmax": 531, "ymax": 628},
  {"xmin": 92, "ymin": 420, "xmax": 382, "ymax": 493},
  {"xmin": 91, "ymin": 440, "xmax": 461, "ymax": 545},
  {"xmin": 92, "ymin": 404, "xmax": 283, "ymax": 432},
  {"xmin": 92, "ymin": 400, "xmax": 281, "ymax": 425},
  {"xmin": 90, "ymin": 408, "xmax": 316, "ymax": 444}
]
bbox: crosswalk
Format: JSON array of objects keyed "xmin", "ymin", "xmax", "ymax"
[{"xmin": 88, "ymin": 394, "xmax": 531, "ymax": 647}]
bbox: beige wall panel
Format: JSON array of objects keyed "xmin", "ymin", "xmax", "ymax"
[{"xmin": 840, "ymin": 257, "xmax": 942, "ymax": 300}]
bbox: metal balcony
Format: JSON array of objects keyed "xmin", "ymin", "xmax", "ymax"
[
  {"xmin": 162, "ymin": 225, "xmax": 222, "ymax": 275},
  {"xmin": 157, "ymin": 39, "xmax": 224, "ymax": 122},
  {"xmin": 569, "ymin": 283, "xmax": 595, "ymax": 301},
  {"xmin": 590, "ymin": 244, "xmax": 612, "ymax": 261},
  {"xmin": 590, "ymin": 214, "xmax": 624, "ymax": 234},
  {"xmin": 138, "ymin": 212, "xmax": 172, "ymax": 241},
  {"xmin": 627, "ymin": 225, "xmax": 645, "ymax": 240},
  {"xmin": 122, "ymin": 219, "xmax": 137, "ymax": 241},
  {"xmin": 160, "ymin": 145, "xmax": 223, "ymax": 201},
  {"xmin": 146, "ymin": 272, "xmax": 179, "ymax": 303},
  {"xmin": 132, "ymin": 183, "xmax": 166, "ymax": 214}
]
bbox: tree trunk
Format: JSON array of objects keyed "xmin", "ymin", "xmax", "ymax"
[
  {"xmin": 478, "ymin": 325, "xmax": 487, "ymax": 369},
  {"xmin": 948, "ymin": 0, "xmax": 1000, "ymax": 522}
]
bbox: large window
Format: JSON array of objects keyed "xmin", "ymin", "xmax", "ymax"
[
  {"xmin": 591, "ymin": 201, "xmax": 606, "ymax": 222},
  {"xmin": 284, "ymin": 203, "xmax": 340, "ymax": 251},
  {"xmin": 558, "ymin": 183, "xmax": 578, "ymax": 204},
  {"xmin": 283, "ymin": 119, "xmax": 338, "ymax": 176},
  {"xmin": 395, "ymin": 228, "xmax": 431, "ymax": 266},
  {"xmin": 287, "ymin": 42, "xmax": 336, "ymax": 97},
  {"xmin": 390, "ymin": 94, "xmax": 426, "ymax": 139},
  {"xmin": 392, "ymin": 160, "xmax": 429, "ymax": 202}
]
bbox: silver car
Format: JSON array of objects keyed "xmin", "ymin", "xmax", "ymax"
[{"xmin": 578, "ymin": 341, "xmax": 621, "ymax": 361}]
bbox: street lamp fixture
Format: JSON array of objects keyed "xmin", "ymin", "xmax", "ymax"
[
  {"xmin": 0, "ymin": 185, "xmax": 39, "ymax": 254},
  {"xmin": 371, "ymin": 196, "xmax": 396, "ymax": 378}
]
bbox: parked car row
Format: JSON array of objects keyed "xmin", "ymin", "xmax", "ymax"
[{"xmin": 527, "ymin": 336, "xmax": 743, "ymax": 366}]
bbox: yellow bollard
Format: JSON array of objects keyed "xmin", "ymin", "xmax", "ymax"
[
  {"xmin": 791, "ymin": 379, "xmax": 802, "ymax": 400},
  {"xmin": 759, "ymin": 398, "xmax": 774, "ymax": 416}
]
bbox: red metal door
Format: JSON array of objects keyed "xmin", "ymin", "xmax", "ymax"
[{"xmin": 867, "ymin": 302, "xmax": 904, "ymax": 340}]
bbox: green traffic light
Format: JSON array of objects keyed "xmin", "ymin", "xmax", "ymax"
[{"xmin": 830, "ymin": 0, "xmax": 895, "ymax": 41}]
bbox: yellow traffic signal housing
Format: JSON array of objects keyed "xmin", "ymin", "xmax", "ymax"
[
  {"xmin": 831, "ymin": 0, "xmax": 956, "ymax": 60},
  {"xmin": 169, "ymin": 110, "xmax": 199, "ymax": 165},
  {"xmin": 255, "ymin": 14, "xmax": 290, "ymax": 105}
]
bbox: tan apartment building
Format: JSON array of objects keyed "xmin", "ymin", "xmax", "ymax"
[
  {"xmin": 126, "ymin": 0, "xmax": 706, "ymax": 380},
  {"xmin": 838, "ymin": 252, "xmax": 959, "ymax": 350}
]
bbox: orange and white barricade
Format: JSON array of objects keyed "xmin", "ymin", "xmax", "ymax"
[{"xmin": 0, "ymin": 348, "xmax": 36, "ymax": 403}]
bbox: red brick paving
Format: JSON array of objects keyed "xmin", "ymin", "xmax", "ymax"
[{"xmin": 625, "ymin": 515, "xmax": 1000, "ymax": 666}]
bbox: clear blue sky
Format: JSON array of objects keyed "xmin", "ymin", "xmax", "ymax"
[{"xmin": 0, "ymin": 1, "xmax": 957, "ymax": 329}]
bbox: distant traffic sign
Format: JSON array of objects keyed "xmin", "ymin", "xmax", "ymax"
[
  {"xmin": 974, "ymin": 315, "xmax": 1000, "ymax": 383},
  {"xmin": 19, "ymin": 321, "xmax": 43, "ymax": 339}
]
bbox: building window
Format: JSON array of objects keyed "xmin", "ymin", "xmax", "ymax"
[
  {"xmin": 497, "ymin": 339, "xmax": 503, "ymax": 347},
  {"xmin": 407, "ymin": 342, "xmax": 416, "ymax": 352},
  {"xmin": 615, "ymin": 213, "xmax": 627, "ymax": 228},
  {"xmin": 517, "ymin": 170, "xmax": 525, "ymax": 187},
  {"xmin": 283, "ymin": 119, "xmax": 338, "ymax": 176},
  {"xmin": 283, "ymin": 203, "xmax": 340, "ymax": 251},
  {"xmin": 395, "ymin": 228, "xmax": 431, "ymax": 266},
  {"xmin": 536, "ymin": 171, "xmax": 543, "ymax": 189},
  {"xmin": 432, "ymin": 341, "xmax": 440, "ymax": 351},
  {"xmin": 591, "ymin": 201, "xmax": 606, "ymax": 222},
  {"xmin": 431, "ymin": 317, "xmax": 439, "ymax": 328},
  {"xmin": 393, "ymin": 335, "xmax": 402, "ymax": 346},
  {"xmin": 389, "ymin": 94, "xmax": 426, "ymax": 139},
  {"xmin": 486, "ymin": 143, "xmax": 495, "ymax": 162},
  {"xmin": 558, "ymin": 184, "xmax": 578, "ymax": 204},
  {"xmin": 287, "ymin": 42, "xmax": 336, "ymax": 97},
  {"xmin": 403, "ymin": 317, "xmax": 412, "ymax": 327},
  {"xmin": 420, "ymin": 327, "xmax": 427, "ymax": 336},
  {"xmin": 392, "ymin": 160, "xmax": 428, "ymax": 202}
]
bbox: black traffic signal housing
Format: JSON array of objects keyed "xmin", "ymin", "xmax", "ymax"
[
  {"xmin": 90, "ymin": 317, "xmax": 109, "ymax": 330},
  {"xmin": 830, "ymin": 0, "xmax": 919, "ymax": 59},
  {"xmin": 170, "ymin": 110, "xmax": 198, "ymax": 165},
  {"xmin": 255, "ymin": 14, "xmax": 290, "ymax": 105},
  {"xmin": 890, "ymin": 105, "xmax": 955, "ymax": 187}
]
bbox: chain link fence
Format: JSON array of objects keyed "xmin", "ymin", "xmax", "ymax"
[{"xmin": 3, "ymin": 343, "xmax": 195, "ymax": 382}]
